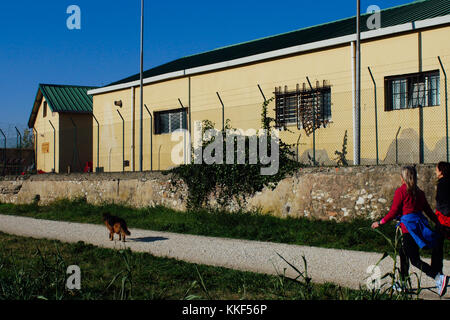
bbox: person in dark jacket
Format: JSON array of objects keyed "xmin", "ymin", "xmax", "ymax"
[
  {"xmin": 372, "ymin": 166, "xmax": 448, "ymax": 296},
  {"xmin": 435, "ymin": 162, "xmax": 450, "ymax": 233},
  {"xmin": 430, "ymin": 162, "xmax": 450, "ymax": 288}
]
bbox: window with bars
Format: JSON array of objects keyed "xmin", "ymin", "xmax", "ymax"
[
  {"xmin": 385, "ymin": 71, "xmax": 440, "ymax": 111},
  {"xmin": 154, "ymin": 108, "xmax": 187, "ymax": 134},
  {"xmin": 274, "ymin": 87, "xmax": 332, "ymax": 129}
]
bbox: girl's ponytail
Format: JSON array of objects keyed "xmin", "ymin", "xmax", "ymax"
[{"xmin": 401, "ymin": 166, "xmax": 418, "ymax": 199}]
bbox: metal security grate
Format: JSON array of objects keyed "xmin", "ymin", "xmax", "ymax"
[{"xmin": 275, "ymin": 84, "xmax": 331, "ymax": 135}]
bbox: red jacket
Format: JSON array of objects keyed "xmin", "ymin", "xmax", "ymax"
[{"xmin": 380, "ymin": 184, "xmax": 438, "ymax": 233}]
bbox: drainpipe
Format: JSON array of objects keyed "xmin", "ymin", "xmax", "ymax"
[
  {"xmin": 368, "ymin": 67, "xmax": 379, "ymax": 165},
  {"xmin": 0, "ymin": 129, "xmax": 6, "ymax": 175},
  {"xmin": 178, "ymin": 99, "xmax": 188, "ymax": 164},
  {"xmin": 144, "ymin": 104, "xmax": 153, "ymax": 171},
  {"xmin": 117, "ymin": 110, "xmax": 125, "ymax": 172},
  {"xmin": 351, "ymin": 41, "xmax": 356, "ymax": 165},
  {"xmin": 438, "ymin": 56, "xmax": 448, "ymax": 162},
  {"xmin": 49, "ymin": 120, "xmax": 56, "ymax": 173},
  {"xmin": 139, "ymin": 0, "xmax": 144, "ymax": 172},
  {"xmin": 92, "ymin": 114, "xmax": 100, "ymax": 172},
  {"xmin": 354, "ymin": 0, "xmax": 361, "ymax": 165}
]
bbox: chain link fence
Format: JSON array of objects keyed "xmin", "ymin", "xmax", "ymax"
[
  {"xmin": 7, "ymin": 60, "xmax": 448, "ymax": 175},
  {"xmin": 0, "ymin": 123, "xmax": 35, "ymax": 175},
  {"xmin": 88, "ymin": 78, "xmax": 448, "ymax": 173}
]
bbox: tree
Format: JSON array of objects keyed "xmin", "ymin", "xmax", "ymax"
[{"xmin": 21, "ymin": 128, "xmax": 34, "ymax": 149}]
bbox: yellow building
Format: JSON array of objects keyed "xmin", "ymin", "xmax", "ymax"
[
  {"xmin": 28, "ymin": 84, "xmax": 96, "ymax": 173},
  {"xmin": 88, "ymin": 0, "xmax": 450, "ymax": 172}
]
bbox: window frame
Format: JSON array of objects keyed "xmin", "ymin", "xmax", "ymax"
[
  {"xmin": 274, "ymin": 86, "xmax": 332, "ymax": 129},
  {"xmin": 154, "ymin": 108, "xmax": 188, "ymax": 135},
  {"xmin": 384, "ymin": 70, "xmax": 440, "ymax": 111}
]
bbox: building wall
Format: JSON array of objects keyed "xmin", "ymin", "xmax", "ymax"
[
  {"xmin": 58, "ymin": 113, "xmax": 93, "ymax": 173},
  {"xmin": 33, "ymin": 97, "xmax": 94, "ymax": 173},
  {"xmin": 33, "ymin": 97, "xmax": 60, "ymax": 173},
  {"xmin": 360, "ymin": 27, "xmax": 450, "ymax": 164},
  {"xmin": 92, "ymin": 25, "xmax": 450, "ymax": 172}
]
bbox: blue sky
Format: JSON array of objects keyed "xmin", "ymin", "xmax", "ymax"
[{"xmin": 0, "ymin": 0, "xmax": 413, "ymax": 127}]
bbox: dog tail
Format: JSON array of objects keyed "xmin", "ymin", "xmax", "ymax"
[{"xmin": 121, "ymin": 222, "xmax": 131, "ymax": 236}]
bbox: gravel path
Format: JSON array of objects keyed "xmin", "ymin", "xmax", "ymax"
[{"xmin": 0, "ymin": 214, "xmax": 448, "ymax": 300}]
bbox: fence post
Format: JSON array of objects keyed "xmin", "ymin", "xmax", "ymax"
[
  {"xmin": 368, "ymin": 67, "xmax": 379, "ymax": 165},
  {"xmin": 117, "ymin": 110, "xmax": 125, "ymax": 172},
  {"xmin": 144, "ymin": 104, "xmax": 153, "ymax": 171},
  {"xmin": 0, "ymin": 129, "xmax": 6, "ymax": 175},
  {"xmin": 49, "ymin": 120, "xmax": 56, "ymax": 172},
  {"xmin": 257, "ymin": 84, "xmax": 267, "ymax": 102},
  {"xmin": 395, "ymin": 126, "xmax": 401, "ymax": 165},
  {"xmin": 216, "ymin": 92, "xmax": 225, "ymax": 132},
  {"xmin": 92, "ymin": 115, "xmax": 100, "ymax": 172},
  {"xmin": 306, "ymin": 77, "xmax": 316, "ymax": 165},
  {"xmin": 15, "ymin": 127, "xmax": 22, "ymax": 175},
  {"xmin": 32, "ymin": 127, "xmax": 38, "ymax": 172},
  {"xmin": 438, "ymin": 56, "xmax": 448, "ymax": 162}
]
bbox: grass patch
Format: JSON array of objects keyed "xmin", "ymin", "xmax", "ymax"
[
  {"xmin": 0, "ymin": 232, "xmax": 396, "ymax": 300},
  {"xmin": 0, "ymin": 198, "xmax": 448, "ymax": 259}
]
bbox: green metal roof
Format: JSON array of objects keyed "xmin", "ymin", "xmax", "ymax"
[
  {"xmin": 28, "ymin": 84, "xmax": 97, "ymax": 128},
  {"xmin": 108, "ymin": 0, "xmax": 450, "ymax": 87}
]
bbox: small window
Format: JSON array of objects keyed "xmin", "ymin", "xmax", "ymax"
[
  {"xmin": 154, "ymin": 108, "xmax": 187, "ymax": 135},
  {"xmin": 275, "ymin": 85, "xmax": 332, "ymax": 131},
  {"xmin": 385, "ymin": 71, "xmax": 440, "ymax": 111},
  {"xmin": 43, "ymin": 101, "xmax": 47, "ymax": 118}
]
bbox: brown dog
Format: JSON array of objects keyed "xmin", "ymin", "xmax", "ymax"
[{"xmin": 102, "ymin": 212, "xmax": 131, "ymax": 242}]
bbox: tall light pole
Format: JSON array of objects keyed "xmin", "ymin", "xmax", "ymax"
[
  {"xmin": 139, "ymin": 0, "xmax": 144, "ymax": 171},
  {"xmin": 354, "ymin": 0, "xmax": 361, "ymax": 165}
]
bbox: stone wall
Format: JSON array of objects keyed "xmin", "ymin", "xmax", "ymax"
[{"xmin": 0, "ymin": 165, "xmax": 440, "ymax": 221}]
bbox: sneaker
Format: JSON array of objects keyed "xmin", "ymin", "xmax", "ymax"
[{"xmin": 436, "ymin": 274, "xmax": 449, "ymax": 297}]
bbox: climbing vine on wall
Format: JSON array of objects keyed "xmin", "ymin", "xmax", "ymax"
[{"xmin": 166, "ymin": 97, "xmax": 302, "ymax": 210}]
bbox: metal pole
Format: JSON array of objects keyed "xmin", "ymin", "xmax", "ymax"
[
  {"xmin": 144, "ymin": 104, "xmax": 153, "ymax": 171},
  {"xmin": 216, "ymin": 92, "xmax": 225, "ymax": 131},
  {"xmin": 355, "ymin": 0, "xmax": 361, "ymax": 165},
  {"xmin": 139, "ymin": 0, "xmax": 144, "ymax": 172},
  {"xmin": 368, "ymin": 67, "xmax": 379, "ymax": 165},
  {"xmin": 0, "ymin": 129, "xmax": 6, "ymax": 176},
  {"xmin": 49, "ymin": 120, "xmax": 56, "ymax": 172},
  {"xmin": 92, "ymin": 114, "xmax": 100, "ymax": 172},
  {"xmin": 306, "ymin": 77, "xmax": 316, "ymax": 165},
  {"xmin": 117, "ymin": 110, "xmax": 125, "ymax": 172},
  {"xmin": 438, "ymin": 56, "xmax": 449, "ymax": 162}
]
